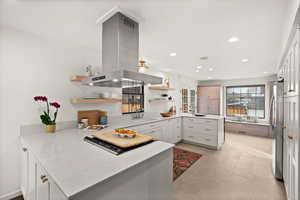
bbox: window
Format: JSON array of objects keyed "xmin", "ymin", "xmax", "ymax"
[
  {"xmin": 226, "ymin": 85, "xmax": 265, "ymax": 119},
  {"xmin": 122, "ymin": 85, "xmax": 144, "ymax": 114}
]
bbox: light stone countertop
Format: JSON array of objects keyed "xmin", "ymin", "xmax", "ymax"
[{"xmin": 20, "ymin": 113, "xmax": 224, "ymax": 198}]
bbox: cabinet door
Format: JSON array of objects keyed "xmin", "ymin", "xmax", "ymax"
[
  {"xmin": 49, "ymin": 178, "xmax": 68, "ymax": 200},
  {"xmin": 20, "ymin": 145, "xmax": 29, "ymax": 198},
  {"xmin": 36, "ymin": 164, "xmax": 50, "ymax": 200},
  {"xmin": 174, "ymin": 118, "xmax": 182, "ymax": 143},
  {"xmin": 27, "ymin": 153, "xmax": 36, "ymax": 200},
  {"xmin": 166, "ymin": 119, "xmax": 181, "ymax": 144},
  {"xmin": 288, "ymin": 96, "xmax": 298, "ymax": 200}
]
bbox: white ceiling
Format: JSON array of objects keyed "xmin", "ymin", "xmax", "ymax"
[{"xmin": 0, "ymin": 0, "xmax": 287, "ymax": 80}]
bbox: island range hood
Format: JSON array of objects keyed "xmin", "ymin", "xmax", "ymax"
[{"xmin": 86, "ymin": 12, "xmax": 162, "ymax": 87}]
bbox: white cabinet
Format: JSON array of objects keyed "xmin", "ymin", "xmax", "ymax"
[
  {"xmin": 283, "ymin": 28, "xmax": 299, "ymax": 97},
  {"xmin": 163, "ymin": 118, "xmax": 182, "ymax": 144},
  {"xmin": 172, "ymin": 118, "xmax": 182, "ymax": 143},
  {"xmin": 20, "ymin": 143, "xmax": 68, "ymax": 200},
  {"xmin": 280, "ymin": 27, "xmax": 299, "ymax": 200},
  {"xmin": 283, "ymin": 96, "xmax": 299, "ymax": 200},
  {"xmin": 183, "ymin": 117, "xmax": 223, "ymax": 149},
  {"xmin": 127, "ymin": 118, "xmax": 182, "ymax": 144},
  {"xmin": 36, "ymin": 164, "xmax": 50, "ymax": 200},
  {"xmin": 20, "ymin": 144, "xmax": 29, "ymax": 199},
  {"xmin": 125, "ymin": 116, "xmax": 223, "ymax": 148},
  {"xmin": 129, "ymin": 122, "xmax": 165, "ymax": 141},
  {"xmin": 27, "ymin": 150, "xmax": 36, "ymax": 200}
]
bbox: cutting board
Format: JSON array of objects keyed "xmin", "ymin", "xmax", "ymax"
[
  {"xmin": 92, "ymin": 130, "xmax": 154, "ymax": 148},
  {"xmin": 78, "ymin": 110, "xmax": 107, "ymax": 126}
]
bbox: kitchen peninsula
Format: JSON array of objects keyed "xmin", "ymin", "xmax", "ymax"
[{"xmin": 20, "ymin": 114, "xmax": 224, "ymax": 200}]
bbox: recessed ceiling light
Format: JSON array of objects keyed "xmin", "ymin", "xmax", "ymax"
[
  {"xmin": 196, "ymin": 69, "xmax": 200, "ymax": 73},
  {"xmin": 228, "ymin": 37, "xmax": 239, "ymax": 43},
  {"xmin": 242, "ymin": 59, "xmax": 249, "ymax": 63},
  {"xmin": 208, "ymin": 67, "xmax": 213, "ymax": 71},
  {"xmin": 112, "ymin": 78, "xmax": 119, "ymax": 82},
  {"xmin": 263, "ymin": 71, "xmax": 268, "ymax": 74},
  {"xmin": 197, "ymin": 65, "xmax": 203, "ymax": 69},
  {"xmin": 169, "ymin": 52, "xmax": 177, "ymax": 57},
  {"xmin": 207, "ymin": 77, "xmax": 212, "ymax": 79}
]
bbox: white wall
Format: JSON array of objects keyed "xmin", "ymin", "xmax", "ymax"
[
  {"xmin": 0, "ymin": 25, "xmax": 122, "ymax": 198},
  {"xmin": 0, "ymin": 25, "xmax": 197, "ymax": 198}
]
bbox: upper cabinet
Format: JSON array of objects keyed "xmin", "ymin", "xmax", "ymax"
[
  {"xmin": 282, "ymin": 28, "xmax": 299, "ymax": 96},
  {"xmin": 197, "ymin": 86, "xmax": 221, "ymax": 115},
  {"xmin": 181, "ymin": 89, "xmax": 196, "ymax": 113}
]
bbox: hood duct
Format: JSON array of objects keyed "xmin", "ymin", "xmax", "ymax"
[{"xmin": 87, "ymin": 12, "xmax": 162, "ymax": 87}]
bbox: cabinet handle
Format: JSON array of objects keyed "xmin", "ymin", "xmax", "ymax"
[
  {"xmin": 22, "ymin": 148, "xmax": 27, "ymax": 152},
  {"xmin": 188, "ymin": 126, "xmax": 194, "ymax": 128},
  {"xmin": 42, "ymin": 178, "xmax": 48, "ymax": 183},
  {"xmin": 40, "ymin": 175, "xmax": 48, "ymax": 183},
  {"xmin": 282, "ymin": 125, "xmax": 287, "ymax": 129},
  {"xmin": 288, "ymin": 135, "xmax": 294, "ymax": 140},
  {"xmin": 288, "ymin": 89, "xmax": 295, "ymax": 92}
]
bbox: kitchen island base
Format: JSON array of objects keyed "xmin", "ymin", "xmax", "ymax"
[{"xmin": 72, "ymin": 149, "xmax": 173, "ymax": 200}]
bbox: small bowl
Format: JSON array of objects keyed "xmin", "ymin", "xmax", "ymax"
[
  {"xmin": 115, "ymin": 128, "xmax": 137, "ymax": 138},
  {"xmin": 116, "ymin": 133, "xmax": 136, "ymax": 138}
]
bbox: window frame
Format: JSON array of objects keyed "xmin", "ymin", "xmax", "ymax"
[{"xmin": 225, "ymin": 84, "xmax": 266, "ymax": 119}]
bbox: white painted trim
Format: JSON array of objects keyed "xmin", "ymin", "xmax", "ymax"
[
  {"xmin": 0, "ymin": 190, "xmax": 22, "ymax": 200},
  {"xmin": 96, "ymin": 6, "xmax": 142, "ymax": 24}
]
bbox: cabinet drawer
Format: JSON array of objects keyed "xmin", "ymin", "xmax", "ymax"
[
  {"xmin": 129, "ymin": 122, "xmax": 163, "ymax": 132},
  {"xmin": 184, "ymin": 118, "xmax": 217, "ymax": 128},
  {"xmin": 184, "ymin": 132, "xmax": 216, "ymax": 146},
  {"xmin": 184, "ymin": 122, "xmax": 217, "ymax": 133},
  {"xmin": 195, "ymin": 134, "xmax": 217, "ymax": 146}
]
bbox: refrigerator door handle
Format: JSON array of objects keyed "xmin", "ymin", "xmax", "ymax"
[{"xmin": 269, "ymin": 95, "xmax": 275, "ymax": 128}]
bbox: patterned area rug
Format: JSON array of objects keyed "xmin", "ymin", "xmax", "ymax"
[{"xmin": 173, "ymin": 147, "xmax": 202, "ymax": 181}]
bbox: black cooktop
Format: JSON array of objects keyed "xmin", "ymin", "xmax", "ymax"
[{"xmin": 84, "ymin": 136, "xmax": 154, "ymax": 155}]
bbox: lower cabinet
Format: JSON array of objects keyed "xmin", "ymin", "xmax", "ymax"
[
  {"xmin": 128, "ymin": 118, "xmax": 182, "ymax": 144},
  {"xmin": 183, "ymin": 117, "xmax": 224, "ymax": 149},
  {"xmin": 126, "ymin": 117, "xmax": 223, "ymax": 149},
  {"xmin": 21, "ymin": 142, "xmax": 68, "ymax": 200},
  {"xmin": 36, "ymin": 164, "xmax": 50, "ymax": 200}
]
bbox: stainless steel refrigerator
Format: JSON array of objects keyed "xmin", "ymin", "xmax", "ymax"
[{"xmin": 270, "ymin": 79, "xmax": 284, "ymax": 180}]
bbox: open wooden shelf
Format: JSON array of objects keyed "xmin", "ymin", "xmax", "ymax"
[
  {"xmin": 71, "ymin": 98, "xmax": 122, "ymax": 104},
  {"xmin": 70, "ymin": 75, "xmax": 89, "ymax": 82},
  {"xmin": 148, "ymin": 86, "xmax": 176, "ymax": 91},
  {"xmin": 148, "ymin": 98, "xmax": 172, "ymax": 103}
]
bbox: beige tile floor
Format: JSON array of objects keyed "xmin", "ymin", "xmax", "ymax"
[{"xmin": 173, "ymin": 132, "xmax": 287, "ymax": 200}]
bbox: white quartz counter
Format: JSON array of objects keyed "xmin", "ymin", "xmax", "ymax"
[
  {"xmin": 20, "ymin": 113, "xmax": 223, "ymax": 198},
  {"xmin": 118, "ymin": 113, "xmax": 224, "ymax": 128},
  {"xmin": 20, "ymin": 124, "xmax": 173, "ymax": 198}
]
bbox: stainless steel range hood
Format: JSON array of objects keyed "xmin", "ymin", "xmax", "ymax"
[{"xmin": 87, "ymin": 12, "xmax": 162, "ymax": 87}]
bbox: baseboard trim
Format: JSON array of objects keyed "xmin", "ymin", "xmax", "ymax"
[{"xmin": 0, "ymin": 190, "xmax": 22, "ymax": 200}]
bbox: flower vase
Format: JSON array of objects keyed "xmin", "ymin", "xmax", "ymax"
[{"xmin": 46, "ymin": 124, "xmax": 56, "ymax": 133}]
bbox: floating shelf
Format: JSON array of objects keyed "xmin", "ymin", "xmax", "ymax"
[
  {"xmin": 70, "ymin": 75, "xmax": 89, "ymax": 82},
  {"xmin": 71, "ymin": 98, "xmax": 122, "ymax": 104},
  {"xmin": 148, "ymin": 98, "xmax": 172, "ymax": 103},
  {"xmin": 148, "ymin": 86, "xmax": 176, "ymax": 91}
]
